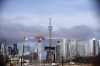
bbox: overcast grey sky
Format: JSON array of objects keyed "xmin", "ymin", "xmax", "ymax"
[{"xmin": 0, "ymin": 0, "xmax": 99, "ymax": 44}]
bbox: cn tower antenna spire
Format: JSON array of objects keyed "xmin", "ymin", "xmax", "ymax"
[
  {"xmin": 48, "ymin": 18, "xmax": 53, "ymax": 47},
  {"xmin": 49, "ymin": 18, "xmax": 51, "ymax": 26}
]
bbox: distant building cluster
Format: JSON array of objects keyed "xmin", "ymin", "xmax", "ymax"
[
  {"xmin": 55, "ymin": 38, "xmax": 86, "ymax": 62},
  {"xmin": 0, "ymin": 37, "xmax": 100, "ymax": 63}
]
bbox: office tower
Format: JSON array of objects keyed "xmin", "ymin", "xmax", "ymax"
[
  {"xmin": 13, "ymin": 44, "xmax": 17, "ymax": 50},
  {"xmin": 0, "ymin": 39, "xmax": 6, "ymax": 55},
  {"xmin": 18, "ymin": 44, "xmax": 30, "ymax": 56},
  {"xmin": 24, "ymin": 45, "xmax": 30, "ymax": 53},
  {"xmin": 56, "ymin": 41, "xmax": 61, "ymax": 62},
  {"xmin": 12, "ymin": 44, "xmax": 18, "ymax": 55},
  {"xmin": 33, "ymin": 48, "xmax": 38, "ymax": 62},
  {"xmin": 98, "ymin": 40, "xmax": 100, "ymax": 54},
  {"xmin": 69, "ymin": 39, "xmax": 77, "ymax": 59},
  {"xmin": 18, "ymin": 44, "xmax": 23, "ymax": 56},
  {"xmin": 90, "ymin": 38, "xmax": 96, "ymax": 57},
  {"xmin": 62, "ymin": 38, "xmax": 67, "ymax": 61},
  {"xmin": 8, "ymin": 47, "xmax": 12, "ymax": 55},
  {"xmin": 77, "ymin": 41, "xmax": 86, "ymax": 57},
  {"xmin": 0, "ymin": 43, "xmax": 5, "ymax": 55},
  {"xmin": 23, "ymin": 45, "xmax": 30, "ymax": 60},
  {"xmin": 66, "ymin": 40, "xmax": 70, "ymax": 59}
]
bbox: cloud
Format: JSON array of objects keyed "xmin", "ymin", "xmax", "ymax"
[
  {"xmin": 0, "ymin": 18, "xmax": 49, "ymax": 44},
  {"xmin": 53, "ymin": 25, "xmax": 94, "ymax": 40},
  {"xmin": 1, "ymin": 10, "xmax": 96, "ymax": 29},
  {"xmin": 0, "ymin": 18, "xmax": 94, "ymax": 44},
  {"xmin": 0, "ymin": 0, "xmax": 96, "ymax": 30}
]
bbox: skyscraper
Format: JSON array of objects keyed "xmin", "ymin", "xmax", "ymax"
[
  {"xmin": 77, "ymin": 41, "xmax": 86, "ymax": 57},
  {"xmin": 0, "ymin": 39, "xmax": 6, "ymax": 56},
  {"xmin": 18, "ymin": 44, "xmax": 23, "ymax": 56},
  {"xmin": 24, "ymin": 45, "xmax": 30, "ymax": 53},
  {"xmin": 62, "ymin": 38, "xmax": 67, "ymax": 61},
  {"xmin": 66, "ymin": 40, "xmax": 70, "ymax": 59},
  {"xmin": 18, "ymin": 44, "xmax": 30, "ymax": 56},
  {"xmin": 0, "ymin": 43, "xmax": 5, "ymax": 55},
  {"xmin": 33, "ymin": 48, "xmax": 38, "ymax": 62},
  {"xmin": 12, "ymin": 44, "xmax": 18, "ymax": 55},
  {"xmin": 8, "ymin": 47, "xmax": 12, "ymax": 55},
  {"xmin": 98, "ymin": 40, "xmax": 100, "ymax": 55},
  {"xmin": 56, "ymin": 41, "xmax": 61, "ymax": 62},
  {"xmin": 69, "ymin": 39, "xmax": 77, "ymax": 59},
  {"xmin": 90, "ymin": 38, "xmax": 96, "ymax": 57}
]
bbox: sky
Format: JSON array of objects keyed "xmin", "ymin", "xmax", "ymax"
[{"xmin": 0, "ymin": 0, "xmax": 99, "ymax": 44}]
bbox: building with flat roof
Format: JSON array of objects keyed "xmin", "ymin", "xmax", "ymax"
[
  {"xmin": 98, "ymin": 40, "xmax": 100, "ymax": 55},
  {"xmin": 77, "ymin": 41, "xmax": 86, "ymax": 57},
  {"xmin": 89, "ymin": 38, "xmax": 96, "ymax": 57},
  {"xmin": 8, "ymin": 47, "xmax": 12, "ymax": 55},
  {"xmin": 69, "ymin": 39, "xmax": 77, "ymax": 59},
  {"xmin": 0, "ymin": 43, "xmax": 5, "ymax": 55},
  {"xmin": 56, "ymin": 41, "xmax": 61, "ymax": 62}
]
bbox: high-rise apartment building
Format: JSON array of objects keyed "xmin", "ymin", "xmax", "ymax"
[
  {"xmin": 66, "ymin": 40, "xmax": 70, "ymax": 59},
  {"xmin": 24, "ymin": 45, "xmax": 30, "ymax": 53},
  {"xmin": 18, "ymin": 44, "xmax": 30, "ymax": 56},
  {"xmin": 33, "ymin": 48, "xmax": 38, "ymax": 62},
  {"xmin": 0, "ymin": 43, "xmax": 5, "ymax": 55},
  {"xmin": 77, "ymin": 41, "xmax": 86, "ymax": 57},
  {"xmin": 12, "ymin": 44, "xmax": 18, "ymax": 55},
  {"xmin": 69, "ymin": 39, "xmax": 77, "ymax": 59},
  {"xmin": 8, "ymin": 47, "xmax": 12, "ymax": 55},
  {"xmin": 62, "ymin": 38, "xmax": 67, "ymax": 61},
  {"xmin": 0, "ymin": 39, "xmax": 6, "ymax": 55},
  {"xmin": 90, "ymin": 38, "xmax": 96, "ymax": 57},
  {"xmin": 56, "ymin": 41, "xmax": 61, "ymax": 62},
  {"xmin": 98, "ymin": 40, "xmax": 100, "ymax": 54},
  {"xmin": 18, "ymin": 44, "xmax": 23, "ymax": 56}
]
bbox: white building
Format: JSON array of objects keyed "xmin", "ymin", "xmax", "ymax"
[
  {"xmin": 18, "ymin": 44, "xmax": 29, "ymax": 56},
  {"xmin": 62, "ymin": 38, "xmax": 67, "ymax": 61},
  {"xmin": 69, "ymin": 39, "xmax": 77, "ymax": 59},
  {"xmin": 0, "ymin": 43, "xmax": 5, "ymax": 55},
  {"xmin": 89, "ymin": 38, "xmax": 96, "ymax": 57},
  {"xmin": 18, "ymin": 44, "xmax": 23, "ymax": 56},
  {"xmin": 66, "ymin": 40, "xmax": 70, "ymax": 59},
  {"xmin": 77, "ymin": 41, "xmax": 86, "ymax": 57}
]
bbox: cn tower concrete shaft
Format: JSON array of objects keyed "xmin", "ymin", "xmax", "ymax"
[{"xmin": 47, "ymin": 18, "xmax": 53, "ymax": 62}]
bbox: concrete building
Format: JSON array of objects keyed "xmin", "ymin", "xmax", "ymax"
[
  {"xmin": 0, "ymin": 39, "xmax": 6, "ymax": 55},
  {"xmin": 33, "ymin": 48, "xmax": 38, "ymax": 62},
  {"xmin": 56, "ymin": 41, "xmax": 61, "ymax": 62},
  {"xmin": 0, "ymin": 43, "xmax": 5, "ymax": 55},
  {"xmin": 90, "ymin": 38, "xmax": 96, "ymax": 57},
  {"xmin": 62, "ymin": 38, "xmax": 67, "ymax": 61},
  {"xmin": 77, "ymin": 41, "xmax": 86, "ymax": 57},
  {"xmin": 8, "ymin": 47, "xmax": 12, "ymax": 55},
  {"xmin": 24, "ymin": 45, "xmax": 30, "ymax": 53},
  {"xmin": 12, "ymin": 44, "xmax": 18, "ymax": 55},
  {"xmin": 66, "ymin": 40, "xmax": 70, "ymax": 59},
  {"xmin": 69, "ymin": 39, "xmax": 77, "ymax": 59},
  {"xmin": 98, "ymin": 40, "xmax": 100, "ymax": 55},
  {"xmin": 18, "ymin": 44, "xmax": 23, "ymax": 56},
  {"xmin": 18, "ymin": 44, "xmax": 30, "ymax": 56}
]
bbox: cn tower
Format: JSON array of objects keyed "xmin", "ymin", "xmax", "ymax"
[
  {"xmin": 47, "ymin": 18, "xmax": 53, "ymax": 62},
  {"xmin": 48, "ymin": 18, "xmax": 53, "ymax": 47}
]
